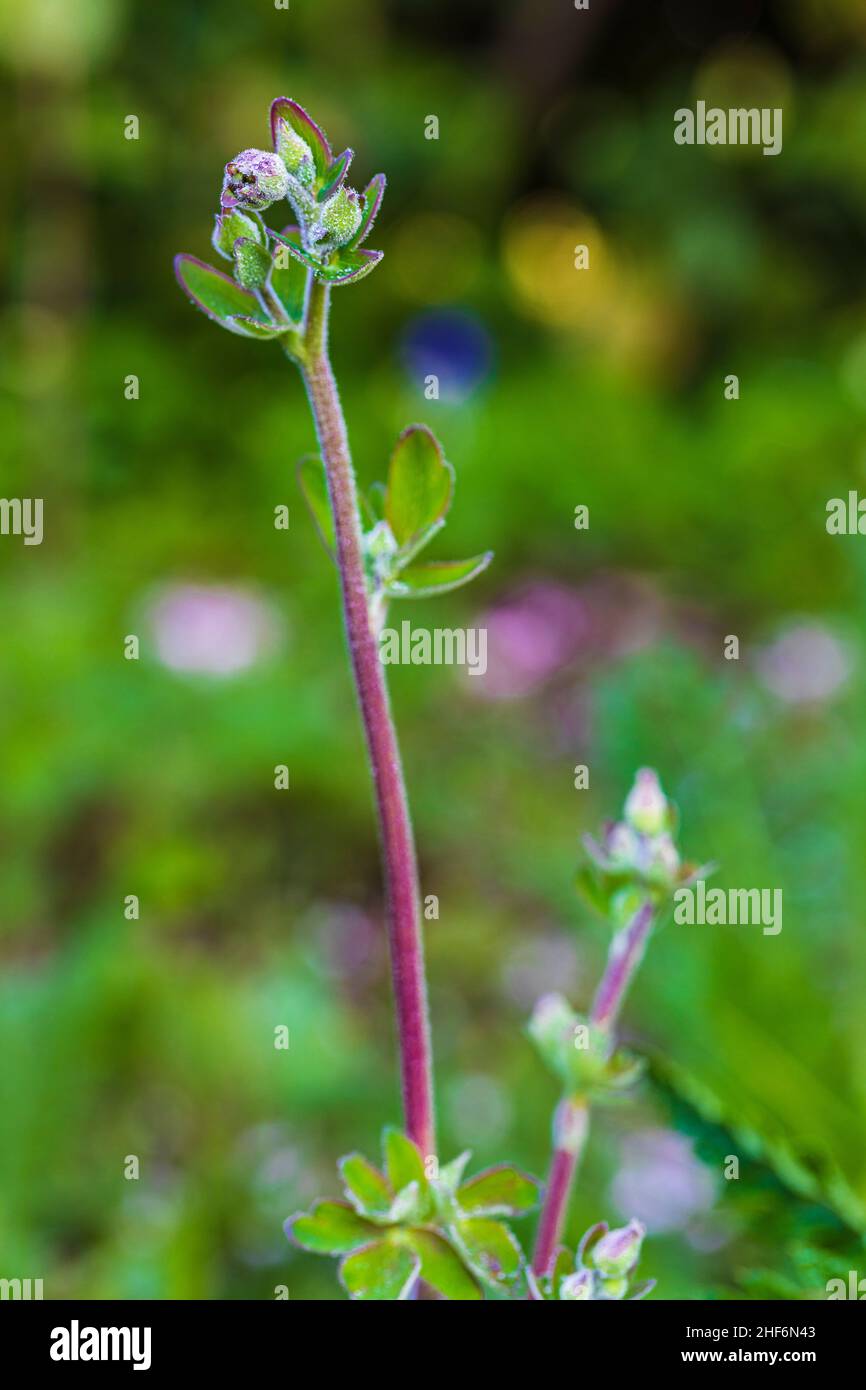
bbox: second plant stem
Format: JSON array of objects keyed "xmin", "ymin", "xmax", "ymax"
[
  {"xmin": 532, "ymin": 901, "xmax": 655, "ymax": 1275},
  {"xmin": 295, "ymin": 276, "xmax": 435, "ymax": 1159}
]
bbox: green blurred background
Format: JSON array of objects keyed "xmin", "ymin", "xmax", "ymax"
[{"xmin": 2, "ymin": 0, "xmax": 866, "ymax": 1300}]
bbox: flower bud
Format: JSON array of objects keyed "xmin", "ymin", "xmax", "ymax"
[
  {"xmin": 222, "ymin": 149, "xmax": 290, "ymax": 211},
  {"xmin": 624, "ymin": 769, "xmax": 668, "ymax": 836},
  {"xmin": 597, "ymin": 1274, "xmax": 629, "ymax": 1300},
  {"xmin": 274, "ymin": 118, "xmax": 315, "ymax": 187},
  {"xmin": 605, "ymin": 821, "xmax": 642, "ymax": 868},
  {"xmin": 589, "ymin": 1219, "xmax": 645, "ymax": 1278},
  {"xmin": 560, "ymin": 1268, "xmax": 594, "ymax": 1301},
  {"xmin": 317, "ymin": 186, "xmax": 362, "ymax": 247}
]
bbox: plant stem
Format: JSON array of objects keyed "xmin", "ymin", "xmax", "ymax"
[
  {"xmin": 590, "ymin": 901, "xmax": 655, "ymax": 1031},
  {"xmin": 294, "ymin": 276, "xmax": 435, "ymax": 1159},
  {"xmin": 532, "ymin": 901, "xmax": 655, "ymax": 1275},
  {"xmin": 532, "ymin": 1097, "xmax": 589, "ymax": 1276}
]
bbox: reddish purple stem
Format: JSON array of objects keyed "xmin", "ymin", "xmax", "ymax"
[
  {"xmin": 590, "ymin": 901, "xmax": 655, "ymax": 1031},
  {"xmin": 299, "ymin": 281, "xmax": 435, "ymax": 1159},
  {"xmin": 532, "ymin": 902, "xmax": 655, "ymax": 1275}
]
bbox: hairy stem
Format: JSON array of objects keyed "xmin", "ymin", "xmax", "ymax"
[
  {"xmin": 532, "ymin": 1098, "xmax": 589, "ymax": 1276},
  {"xmin": 590, "ymin": 901, "xmax": 655, "ymax": 1031},
  {"xmin": 532, "ymin": 901, "xmax": 655, "ymax": 1274},
  {"xmin": 294, "ymin": 276, "xmax": 435, "ymax": 1158}
]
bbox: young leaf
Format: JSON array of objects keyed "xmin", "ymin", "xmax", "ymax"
[
  {"xmin": 339, "ymin": 1239, "xmax": 420, "ymax": 1301},
  {"xmin": 388, "ymin": 553, "xmax": 493, "ymax": 599},
  {"xmin": 297, "ymin": 455, "xmax": 336, "ymax": 557},
  {"xmin": 385, "ymin": 425, "xmax": 454, "ymax": 548},
  {"xmin": 212, "ymin": 208, "xmax": 265, "ymax": 260},
  {"xmin": 272, "ymin": 229, "xmax": 383, "ymax": 286},
  {"xmin": 406, "ymin": 1230, "xmax": 483, "ymax": 1300},
  {"xmin": 339, "ymin": 1152, "xmax": 393, "ymax": 1220},
  {"xmin": 270, "ymin": 243, "xmax": 308, "ymax": 324},
  {"xmin": 350, "ymin": 173, "xmax": 386, "ymax": 248},
  {"xmin": 285, "ymin": 1200, "xmax": 377, "ymax": 1255},
  {"xmin": 174, "ymin": 255, "xmax": 268, "ymax": 335},
  {"xmin": 317, "ymin": 148, "xmax": 353, "ymax": 203},
  {"xmin": 450, "ymin": 1216, "xmax": 524, "ymax": 1289},
  {"xmin": 228, "ymin": 315, "xmax": 287, "ymax": 340},
  {"xmin": 436, "ymin": 1150, "xmax": 472, "ymax": 1194},
  {"xmin": 270, "ymin": 97, "xmax": 331, "ymax": 181},
  {"xmin": 456, "ymin": 1165, "xmax": 541, "ymax": 1218},
  {"xmin": 383, "ymin": 1127, "xmax": 426, "ymax": 1195},
  {"xmin": 232, "ymin": 236, "xmax": 272, "ymax": 290}
]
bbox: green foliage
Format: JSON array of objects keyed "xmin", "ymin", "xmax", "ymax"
[
  {"xmin": 286, "ymin": 1127, "xmax": 540, "ymax": 1299},
  {"xmin": 297, "ymin": 428, "xmax": 493, "ymax": 615},
  {"xmin": 528, "ymin": 993, "xmax": 645, "ymax": 1102}
]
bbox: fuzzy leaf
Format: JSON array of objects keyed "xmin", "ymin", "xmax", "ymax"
[
  {"xmin": 457, "ymin": 1165, "xmax": 541, "ymax": 1218},
  {"xmin": 227, "ymin": 316, "xmax": 287, "ymax": 340},
  {"xmin": 386, "ymin": 425, "xmax": 454, "ymax": 548},
  {"xmin": 450, "ymin": 1217, "xmax": 524, "ymax": 1289},
  {"xmin": 270, "ymin": 248, "xmax": 308, "ymax": 324},
  {"xmin": 383, "ymin": 1127, "xmax": 426, "ymax": 1195},
  {"xmin": 406, "ymin": 1230, "xmax": 483, "ymax": 1300},
  {"xmin": 339, "ymin": 1239, "xmax": 420, "ymax": 1301},
  {"xmin": 317, "ymin": 147, "xmax": 353, "ymax": 203},
  {"xmin": 436, "ymin": 1151, "xmax": 472, "ymax": 1194},
  {"xmin": 232, "ymin": 236, "xmax": 272, "ymax": 290},
  {"xmin": 297, "ymin": 455, "xmax": 335, "ymax": 556},
  {"xmin": 174, "ymin": 255, "xmax": 268, "ymax": 335},
  {"xmin": 388, "ymin": 553, "xmax": 493, "ymax": 599},
  {"xmin": 212, "ymin": 208, "xmax": 265, "ymax": 261},
  {"xmin": 270, "ymin": 97, "xmax": 331, "ymax": 181},
  {"xmin": 272, "ymin": 229, "xmax": 383, "ymax": 286},
  {"xmin": 339, "ymin": 1152, "xmax": 393, "ymax": 1220},
  {"xmin": 285, "ymin": 1200, "xmax": 377, "ymax": 1255},
  {"xmin": 350, "ymin": 173, "xmax": 386, "ymax": 248}
]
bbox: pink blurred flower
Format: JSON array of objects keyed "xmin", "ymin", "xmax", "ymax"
[
  {"xmin": 468, "ymin": 582, "xmax": 589, "ymax": 699},
  {"xmin": 755, "ymin": 622, "xmax": 852, "ymax": 704},
  {"xmin": 611, "ymin": 1129, "xmax": 715, "ymax": 1234},
  {"xmin": 148, "ymin": 583, "xmax": 281, "ymax": 676}
]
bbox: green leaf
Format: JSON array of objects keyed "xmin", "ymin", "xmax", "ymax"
[
  {"xmin": 272, "ymin": 230, "xmax": 383, "ymax": 286},
  {"xmin": 406, "ymin": 1230, "xmax": 483, "ymax": 1300},
  {"xmin": 212, "ymin": 208, "xmax": 265, "ymax": 261},
  {"xmin": 385, "ymin": 425, "xmax": 454, "ymax": 548},
  {"xmin": 317, "ymin": 147, "xmax": 353, "ymax": 203},
  {"xmin": 339, "ymin": 1152, "xmax": 393, "ymax": 1220},
  {"xmin": 227, "ymin": 315, "xmax": 286, "ymax": 340},
  {"xmin": 450, "ymin": 1216, "xmax": 524, "ymax": 1289},
  {"xmin": 270, "ymin": 97, "xmax": 331, "ymax": 181},
  {"xmin": 232, "ymin": 236, "xmax": 272, "ymax": 290},
  {"xmin": 383, "ymin": 1127, "xmax": 426, "ymax": 1195},
  {"xmin": 388, "ymin": 553, "xmax": 493, "ymax": 599},
  {"xmin": 174, "ymin": 255, "xmax": 268, "ymax": 336},
  {"xmin": 297, "ymin": 455, "xmax": 335, "ymax": 557},
  {"xmin": 436, "ymin": 1151, "xmax": 472, "ymax": 1194},
  {"xmin": 350, "ymin": 173, "xmax": 386, "ymax": 248},
  {"xmin": 364, "ymin": 481, "xmax": 387, "ymax": 522},
  {"xmin": 457, "ymin": 1165, "xmax": 541, "ymax": 1218},
  {"xmin": 286, "ymin": 1200, "xmax": 378, "ymax": 1255},
  {"xmin": 339, "ymin": 1239, "xmax": 420, "ymax": 1301},
  {"xmin": 270, "ymin": 243, "xmax": 308, "ymax": 324}
]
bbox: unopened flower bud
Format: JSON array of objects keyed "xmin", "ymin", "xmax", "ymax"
[
  {"xmin": 560, "ymin": 1268, "xmax": 594, "ymax": 1301},
  {"xmin": 606, "ymin": 821, "xmax": 641, "ymax": 868},
  {"xmin": 597, "ymin": 1274, "xmax": 629, "ymax": 1300},
  {"xmin": 274, "ymin": 119, "xmax": 315, "ymax": 186},
  {"xmin": 222, "ymin": 149, "xmax": 290, "ymax": 211},
  {"xmin": 589, "ymin": 1219, "xmax": 645, "ymax": 1278},
  {"xmin": 318, "ymin": 186, "xmax": 362, "ymax": 246},
  {"xmin": 646, "ymin": 831, "xmax": 680, "ymax": 883},
  {"xmin": 624, "ymin": 769, "xmax": 669, "ymax": 836}
]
